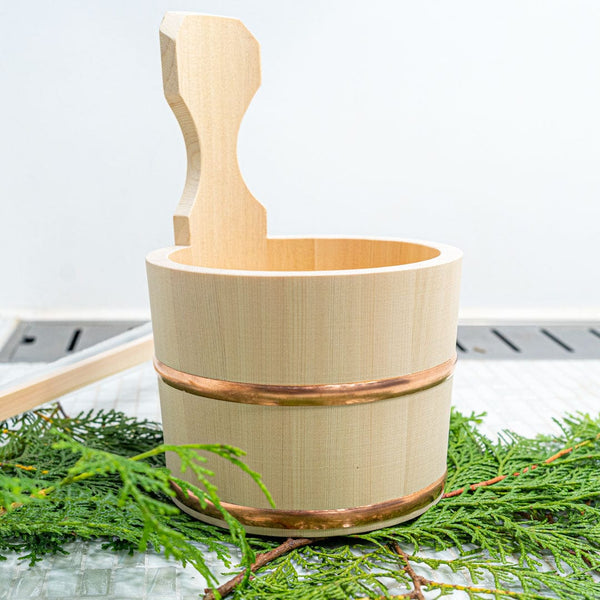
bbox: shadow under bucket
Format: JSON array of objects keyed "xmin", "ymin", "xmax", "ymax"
[{"xmin": 147, "ymin": 13, "xmax": 462, "ymax": 537}]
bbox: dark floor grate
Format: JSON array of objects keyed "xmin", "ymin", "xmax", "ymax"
[
  {"xmin": 0, "ymin": 321, "xmax": 146, "ymax": 362},
  {"xmin": 456, "ymin": 324, "xmax": 600, "ymax": 359},
  {"xmin": 1, "ymin": 321, "xmax": 599, "ymax": 363}
]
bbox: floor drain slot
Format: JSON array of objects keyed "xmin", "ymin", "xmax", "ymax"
[
  {"xmin": 67, "ymin": 328, "xmax": 82, "ymax": 353},
  {"xmin": 540, "ymin": 328, "xmax": 574, "ymax": 353},
  {"xmin": 490, "ymin": 329, "xmax": 521, "ymax": 353}
]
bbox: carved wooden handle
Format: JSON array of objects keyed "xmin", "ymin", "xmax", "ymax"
[{"xmin": 160, "ymin": 13, "xmax": 267, "ymax": 267}]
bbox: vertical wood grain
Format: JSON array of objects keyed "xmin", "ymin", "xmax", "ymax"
[{"xmin": 160, "ymin": 13, "xmax": 267, "ymax": 266}]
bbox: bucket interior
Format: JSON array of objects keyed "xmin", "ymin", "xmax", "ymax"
[{"xmin": 169, "ymin": 237, "xmax": 441, "ymax": 271}]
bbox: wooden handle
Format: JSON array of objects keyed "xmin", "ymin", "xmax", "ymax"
[{"xmin": 160, "ymin": 13, "xmax": 267, "ymax": 268}]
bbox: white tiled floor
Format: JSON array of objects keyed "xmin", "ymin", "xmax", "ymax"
[
  {"xmin": 1, "ymin": 344, "xmax": 599, "ymax": 598},
  {"xmin": 453, "ymin": 358, "xmax": 600, "ymax": 438}
]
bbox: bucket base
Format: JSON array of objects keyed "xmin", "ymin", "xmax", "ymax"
[{"xmin": 171, "ymin": 472, "xmax": 446, "ymax": 538}]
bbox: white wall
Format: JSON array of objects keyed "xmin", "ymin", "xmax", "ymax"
[{"xmin": 1, "ymin": 1, "xmax": 599, "ymax": 317}]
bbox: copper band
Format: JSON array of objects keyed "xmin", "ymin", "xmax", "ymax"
[
  {"xmin": 170, "ymin": 472, "xmax": 446, "ymax": 531},
  {"xmin": 153, "ymin": 355, "xmax": 456, "ymax": 407}
]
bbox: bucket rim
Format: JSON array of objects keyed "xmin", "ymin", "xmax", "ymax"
[{"xmin": 146, "ymin": 235, "xmax": 462, "ymax": 277}]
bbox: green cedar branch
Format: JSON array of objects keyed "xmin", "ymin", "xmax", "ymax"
[
  {"xmin": 443, "ymin": 432, "xmax": 600, "ymax": 498},
  {"xmin": 0, "ymin": 409, "xmax": 275, "ymax": 586},
  {"xmin": 203, "ymin": 537, "xmax": 315, "ymax": 600},
  {"xmin": 1, "ymin": 407, "xmax": 600, "ymax": 599}
]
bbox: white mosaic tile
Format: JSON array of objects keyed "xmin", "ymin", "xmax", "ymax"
[{"xmin": 1, "ymin": 357, "xmax": 599, "ymax": 597}]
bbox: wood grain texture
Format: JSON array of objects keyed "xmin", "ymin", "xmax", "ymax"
[
  {"xmin": 160, "ymin": 378, "xmax": 453, "ymax": 511},
  {"xmin": 147, "ymin": 239, "xmax": 461, "ymax": 536},
  {"xmin": 160, "ymin": 13, "xmax": 267, "ymax": 265},
  {"xmin": 147, "ymin": 239, "xmax": 461, "ymax": 385},
  {"xmin": 147, "ymin": 12, "xmax": 463, "ymax": 536}
]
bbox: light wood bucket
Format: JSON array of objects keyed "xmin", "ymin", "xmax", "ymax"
[{"xmin": 146, "ymin": 13, "xmax": 462, "ymax": 538}]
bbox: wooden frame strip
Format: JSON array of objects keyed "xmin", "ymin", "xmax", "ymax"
[{"xmin": 0, "ymin": 330, "xmax": 154, "ymax": 422}]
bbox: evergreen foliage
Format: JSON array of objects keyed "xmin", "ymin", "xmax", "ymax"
[
  {"xmin": 1, "ymin": 405, "xmax": 599, "ymax": 599},
  {"xmin": 0, "ymin": 407, "xmax": 273, "ymax": 587}
]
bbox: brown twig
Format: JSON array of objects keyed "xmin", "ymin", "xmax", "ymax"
[
  {"xmin": 391, "ymin": 542, "xmax": 425, "ymax": 600},
  {"xmin": 388, "ymin": 542, "xmax": 522, "ymax": 598},
  {"xmin": 55, "ymin": 401, "xmax": 70, "ymax": 419},
  {"xmin": 33, "ymin": 402, "xmax": 69, "ymax": 423},
  {"xmin": 0, "ymin": 461, "xmax": 38, "ymax": 473},
  {"xmin": 33, "ymin": 409, "xmax": 57, "ymax": 424},
  {"xmin": 566, "ymin": 547, "xmax": 594, "ymax": 570},
  {"xmin": 355, "ymin": 595, "xmax": 413, "ymax": 599},
  {"xmin": 203, "ymin": 537, "xmax": 315, "ymax": 600},
  {"xmin": 419, "ymin": 578, "xmax": 523, "ymax": 597},
  {"xmin": 443, "ymin": 433, "xmax": 600, "ymax": 499}
]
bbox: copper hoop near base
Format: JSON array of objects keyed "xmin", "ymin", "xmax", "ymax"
[
  {"xmin": 169, "ymin": 472, "xmax": 446, "ymax": 537},
  {"xmin": 154, "ymin": 356, "xmax": 457, "ymax": 407}
]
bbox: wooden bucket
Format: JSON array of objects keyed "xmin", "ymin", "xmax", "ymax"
[{"xmin": 146, "ymin": 13, "xmax": 462, "ymax": 537}]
